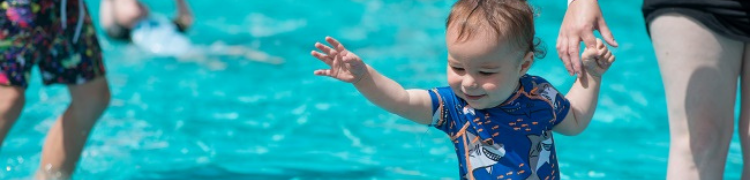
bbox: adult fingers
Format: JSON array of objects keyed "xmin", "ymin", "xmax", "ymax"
[
  {"xmin": 581, "ymin": 30, "xmax": 598, "ymax": 50},
  {"xmin": 598, "ymin": 19, "xmax": 619, "ymax": 47},
  {"xmin": 558, "ymin": 37, "xmax": 574, "ymax": 75},
  {"xmin": 567, "ymin": 38, "xmax": 582, "ymax": 77}
]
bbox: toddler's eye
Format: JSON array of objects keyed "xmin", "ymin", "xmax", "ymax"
[
  {"xmin": 451, "ymin": 67, "xmax": 465, "ymax": 71},
  {"xmin": 479, "ymin": 71, "xmax": 495, "ymax": 76}
]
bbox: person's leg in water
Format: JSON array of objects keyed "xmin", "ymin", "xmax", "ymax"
[
  {"xmin": 0, "ymin": 0, "xmax": 36, "ymax": 153},
  {"xmin": 650, "ymin": 13, "xmax": 744, "ymax": 179},
  {"xmin": 32, "ymin": 0, "xmax": 111, "ymax": 179},
  {"xmin": 36, "ymin": 77, "xmax": 110, "ymax": 179},
  {"xmin": 740, "ymin": 42, "xmax": 750, "ymax": 179},
  {"xmin": 177, "ymin": 41, "xmax": 285, "ymax": 65},
  {"xmin": 0, "ymin": 87, "xmax": 24, "ymax": 150},
  {"xmin": 172, "ymin": 0, "xmax": 193, "ymax": 32},
  {"xmin": 210, "ymin": 41, "xmax": 285, "ymax": 65}
]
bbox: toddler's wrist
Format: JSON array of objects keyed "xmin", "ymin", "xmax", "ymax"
[
  {"xmin": 587, "ymin": 73, "xmax": 603, "ymax": 81},
  {"xmin": 352, "ymin": 66, "xmax": 371, "ymax": 85}
]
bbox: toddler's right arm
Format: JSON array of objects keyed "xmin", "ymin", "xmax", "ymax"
[{"xmin": 310, "ymin": 36, "xmax": 434, "ymax": 124}]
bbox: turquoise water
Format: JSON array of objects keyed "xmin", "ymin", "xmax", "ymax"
[{"xmin": 1, "ymin": 0, "xmax": 743, "ymax": 179}]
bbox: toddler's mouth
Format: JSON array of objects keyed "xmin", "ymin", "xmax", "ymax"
[{"xmin": 464, "ymin": 93, "xmax": 486, "ymax": 100}]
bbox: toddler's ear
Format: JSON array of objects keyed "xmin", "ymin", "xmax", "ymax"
[
  {"xmin": 518, "ymin": 52, "xmax": 534, "ymax": 74},
  {"xmin": 523, "ymin": 51, "xmax": 534, "ymax": 62}
]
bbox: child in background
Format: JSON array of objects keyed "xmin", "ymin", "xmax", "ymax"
[
  {"xmin": 309, "ymin": 0, "xmax": 614, "ymax": 179},
  {"xmin": 100, "ymin": 0, "xmax": 284, "ymax": 64},
  {"xmin": 99, "ymin": 0, "xmax": 193, "ymax": 41}
]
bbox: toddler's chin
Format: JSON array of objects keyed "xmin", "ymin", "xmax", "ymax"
[{"xmin": 466, "ymin": 102, "xmax": 489, "ymax": 110}]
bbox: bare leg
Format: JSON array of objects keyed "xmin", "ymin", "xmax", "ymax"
[
  {"xmin": 740, "ymin": 43, "xmax": 750, "ymax": 180},
  {"xmin": 173, "ymin": 0, "xmax": 194, "ymax": 30},
  {"xmin": 35, "ymin": 77, "xmax": 111, "ymax": 179},
  {"xmin": 241, "ymin": 48, "xmax": 285, "ymax": 65},
  {"xmin": 0, "ymin": 86, "xmax": 25, "ymax": 150},
  {"xmin": 650, "ymin": 14, "xmax": 744, "ymax": 179},
  {"xmin": 204, "ymin": 41, "xmax": 285, "ymax": 65}
]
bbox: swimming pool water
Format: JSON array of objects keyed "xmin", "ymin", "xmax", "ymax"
[{"xmin": 1, "ymin": 0, "xmax": 742, "ymax": 179}]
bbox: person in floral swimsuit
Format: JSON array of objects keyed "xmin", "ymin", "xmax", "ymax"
[{"xmin": 0, "ymin": 0, "xmax": 110, "ymax": 179}]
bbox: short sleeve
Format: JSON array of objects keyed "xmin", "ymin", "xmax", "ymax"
[
  {"xmin": 534, "ymin": 79, "xmax": 571, "ymax": 127},
  {"xmin": 428, "ymin": 87, "xmax": 456, "ymax": 132}
]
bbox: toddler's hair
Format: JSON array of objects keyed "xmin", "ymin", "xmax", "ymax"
[{"xmin": 446, "ymin": 0, "xmax": 546, "ymax": 59}]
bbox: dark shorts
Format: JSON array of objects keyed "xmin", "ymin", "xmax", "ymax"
[
  {"xmin": 0, "ymin": 0, "xmax": 106, "ymax": 88},
  {"xmin": 642, "ymin": 0, "xmax": 750, "ymax": 42}
]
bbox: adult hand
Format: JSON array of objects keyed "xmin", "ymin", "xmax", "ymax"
[{"xmin": 557, "ymin": 0, "xmax": 617, "ymax": 78}]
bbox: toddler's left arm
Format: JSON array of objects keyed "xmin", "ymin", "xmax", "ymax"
[{"xmin": 554, "ymin": 38, "xmax": 615, "ymax": 135}]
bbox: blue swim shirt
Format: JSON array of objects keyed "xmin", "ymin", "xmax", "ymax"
[{"xmin": 428, "ymin": 74, "xmax": 571, "ymax": 180}]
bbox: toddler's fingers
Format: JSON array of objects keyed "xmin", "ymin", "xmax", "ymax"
[
  {"xmin": 596, "ymin": 48, "xmax": 609, "ymax": 67},
  {"xmin": 604, "ymin": 50, "xmax": 612, "ymax": 61},
  {"xmin": 325, "ymin": 36, "xmax": 347, "ymax": 52},
  {"xmin": 314, "ymin": 69, "xmax": 332, "ymax": 76},
  {"xmin": 596, "ymin": 38, "xmax": 604, "ymax": 49},
  {"xmin": 315, "ymin": 42, "xmax": 335, "ymax": 55},
  {"xmin": 601, "ymin": 54, "xmax": 615, "ymax": 69},
  {"xmin": 311, "ymin": 51, "xmax": 332, "ymax": 64},
  {"xmin": 597, "ymin": 46, "xmax": 608, "ymax": 56},
  {"xmin": 581, "ymin": 49, "xmax": 597, "ymax": 67},
  {"xmin": 329, "ymin": 50, "xmax": 342, "ymax": 76},
  {"xmin": 582, "ymin": 47, "xmax": 598, "ymax": 60},
  {"xmin": 600, "ymin": 50, "xmax": 612, "ymax": 65}
]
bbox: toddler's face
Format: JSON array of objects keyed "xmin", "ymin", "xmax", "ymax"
[{"xmin": 445, "ymin": 27, "xmax": 530, "ymax": 109}]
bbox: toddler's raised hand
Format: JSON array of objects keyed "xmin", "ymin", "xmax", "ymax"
[
  {"xmin": 311, "ymin": 36, "xmax": 368, "ymax": 84},
  {"xmin": 581, "ymin": 38, "xmax": 615, "ymax": 78}
]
